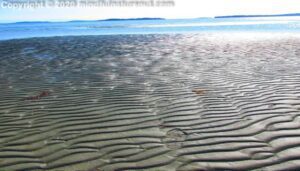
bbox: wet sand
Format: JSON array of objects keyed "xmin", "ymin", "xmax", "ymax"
[{"xmin": 1, "ymin": 33, "xmax": 300, "ymax": 170}]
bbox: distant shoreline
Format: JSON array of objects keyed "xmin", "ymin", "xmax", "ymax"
[
  {"xmin": 8, "ymin": 18, "xmax": 165, "ymax": 24},
  {"xmin": 2, "ymin": 13, "xmax": 300, "ymax": 24},
  {"xmin": 215, "ymin": 13, "xmax": 300, "ymax": 18}
]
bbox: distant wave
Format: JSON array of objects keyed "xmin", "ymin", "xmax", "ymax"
[
  {"xmin": 78, "ymin": 25, "xmax": 128, "ymax": 29},
  {"xmin": 131, "ymin": 21, "xmax": 292, "ymax": 28}
]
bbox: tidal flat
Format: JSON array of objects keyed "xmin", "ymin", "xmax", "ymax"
[{"xmin": 1, "ymin": 33, "xmax": 300, "ymax": 170}]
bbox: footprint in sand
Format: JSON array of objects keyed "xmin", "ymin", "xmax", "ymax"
[{"xmin": 163, "ymin": 128, "xmax": 187, "ymax": 150}]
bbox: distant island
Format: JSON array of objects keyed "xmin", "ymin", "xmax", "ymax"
[
  {"xmin": 102, "ymin": 18, "xmax": 165, "ymax": 21},
  {"xmin": 69, "ymin": 18, "xmax": 165, "ymax": 23},
  {"xmin": 9, "ymin": 18, "xmax": 165, "ymax": 24},
  {"xmin": 6, "ymin": 13, "xmax": 300, "ymax": 25},
  {"xmin": 215, "ymin": 13, "xmax": 300, "ymax": 18}
]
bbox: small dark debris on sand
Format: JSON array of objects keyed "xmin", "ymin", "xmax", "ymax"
[
  {"xmin": 192, "ymin": 89, "xmax": 206, "ymax": 95},
  {"xmin": 23, "ymin": 90, "xmax": 51, "ymax": 101}
]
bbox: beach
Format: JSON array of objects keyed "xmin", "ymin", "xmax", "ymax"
[{"xmin": 1, "ymin": 33, "xmax": 300, "ymax": 170}]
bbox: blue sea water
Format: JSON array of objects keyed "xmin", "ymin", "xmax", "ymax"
[{"xmin": 0, "ymin": 17, "xmax": 300, "ymax": 40}]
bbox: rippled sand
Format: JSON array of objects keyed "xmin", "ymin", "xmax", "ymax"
[{"xmin": 1, "ymin": 33, "xmax": 300, "ymax": 170}]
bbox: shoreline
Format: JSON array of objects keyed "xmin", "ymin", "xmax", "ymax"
[{"xmin": 1, "ymin": 31, "xmax": 300, "ymax": 42}]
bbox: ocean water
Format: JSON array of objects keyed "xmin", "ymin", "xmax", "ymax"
[{"xmin": 0, "ymin": 16, "xmax": 300, "ymax": 40}]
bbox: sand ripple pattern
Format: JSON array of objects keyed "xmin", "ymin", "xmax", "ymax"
[{"xmin": 1, "ymin": 33, "xmax": 300, "ymax": 170}]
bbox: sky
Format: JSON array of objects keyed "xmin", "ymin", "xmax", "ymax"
[{"xmin": 0, "ymin": 0, "xmax": 300, "ymax": 22}]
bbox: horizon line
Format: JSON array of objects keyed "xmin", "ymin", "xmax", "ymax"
[{"xmin": 1, "ymin": 12, "xmax": 300, "ymax": 24}]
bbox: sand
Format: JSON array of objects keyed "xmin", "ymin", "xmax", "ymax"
[{"xmin": 1, "ymin": 33, "xmax": 300, "ymax": 170}]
